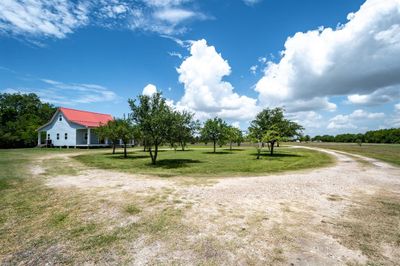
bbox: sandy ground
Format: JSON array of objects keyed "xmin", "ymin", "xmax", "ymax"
[{"xmin": 38, "ymin": 146, "xmax": 400, "ymax": 265}]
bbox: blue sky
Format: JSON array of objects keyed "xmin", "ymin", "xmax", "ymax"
[{"xmin": 1, "ymin": 0, "xmax": 399, "ymax": 135}]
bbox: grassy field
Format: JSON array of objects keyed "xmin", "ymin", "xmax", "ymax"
[
  {"xmin": 75, "ymin": 146, "xmax": 334, "ymax": 177},
  {"xmin": 294, "ymin": 142, "xmax": 400, "ymax": 166},
  {"xmin": 1, "ymin": 146, "xmax": 399, "ymax": 264}
]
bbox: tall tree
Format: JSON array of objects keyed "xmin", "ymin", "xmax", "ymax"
[
  {"xmin": 200, "ymin": 117, "xmax": 228, "ymax": 153},
  {"xmin": 0, "ymin": 93, "xmax": 56, "ymax": 148},
  {"xmin": 248, "ymin": 108, "xmax": 303, "ymax": 156},
  {"xmin": 129, "ymin": 92, "xmax": 174, "ymax": 165}
]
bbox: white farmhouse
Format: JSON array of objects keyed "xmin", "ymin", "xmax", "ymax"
[{"xmin": 37, "ymin": 107, "xmax": 113, "ymax": 147}]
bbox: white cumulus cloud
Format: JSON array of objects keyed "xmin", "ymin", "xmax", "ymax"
[
  {"xmin": 142, "ymin": 83, "xmax": 158, "ymax": 96},
  {"xmin": 255, "ymin": 0, "xmax": 400, "ymax": 111},
  {"xmin": 327, "ymin": 109, "xmax": 385, "ymax": 130},
  {"xmin": 176, "ymin": 39, "xmax": 259, "ymax": 121}
]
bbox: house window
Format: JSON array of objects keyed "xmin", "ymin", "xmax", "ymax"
[
  {"xmin": 65, "ymin": 133, "xmax": 68, "ymax": 140},
  {"xmin": 84, "ymin": 133, "xmax": 88, "ymax": 140},
  {"xmin": 59, "ymin": 115, "xmax": 62, "ymax": 121},
  {"xmin": 47, "ymin": 134, "xmax": 50, "ymax": 139},
  {"xmin": 57, "ymin": 133, "xmax": 60, "ymax": 140}
]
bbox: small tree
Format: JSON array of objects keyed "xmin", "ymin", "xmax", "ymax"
[
  {"xmin": 226, "ymin": 126, "xmax": 242, "ymax": 151},
  {"xmin": 115, "ymin": 118, "xmax": 136, "ymax": 158},
  {"xmin": 166, "ymin": 110, "xmax": 199, "ymax": 151},
  {"xmin": 248, "ymin": 108, "xmax": 303, "ymax": 157},
  {"xmin": 200, "ymin": 117, "xmax": 228, "ymax": 153},
  {"xmin": 356, "ymin": 138, "xmax": 362, "ymax": 146},
  {"xmin": 129, "ymin": 92, "xmax": 174, "ymax": 165},
  {"xmin": 97, "ymin": 119, "xmax": 120, "ymax": 154},
  {"xmin": 175, "ymin": 111, "xmax": 199, "ymax": 151}
]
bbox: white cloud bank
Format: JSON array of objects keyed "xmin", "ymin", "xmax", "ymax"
[
  {"xmin": 175, "ymin": 39, "xmax": 259, "ymax": 121},
  {"xmin": 327, "ymin": 109, "xmax": 385, "ymax": 130},
  {"xmin": 255, "ymin": 0, "xmax": 400, "ymax": 111}
]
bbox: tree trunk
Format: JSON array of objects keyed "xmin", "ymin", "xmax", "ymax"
[
  {"xmin": 277, "ymin": 141, "xmax": 280, "ymax": 147},
  {"xmin": 153, "ymin": 145, "xmax": 158, "ymax": 165},
  {"xmin": 270, "ymin": 141, "xmax": 275, "ymax": 155},
  {"xmin": 112, "ymin": 143, "xmax": 116, "ymax": 154},
  {"xmin": 230, "ymin": 141, "xmax": 232, "ymax": 151},
  {"xmin": 181, "ymin": 141, "xmax": 185, "ymax": 151},
  {"xmin": 257, "ymin": 142, "xmax": 261, "ymax": 159},
  {"xmin": 213, "ymin": 140, "xmax": 216, "ymax": 153},
  {"xmin": 124, "ymin": 143, "xmax": 127, "ymax": 158},
  {"xmin": 149, "ymin": 147, "xmax": 154, "ymax": 164}
]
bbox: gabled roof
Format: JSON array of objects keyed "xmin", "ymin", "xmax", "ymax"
[
  {"xmin": 38, "ymin": 107, "xmax": 113, "ymax": 131},
  {"xmin": 59, "ymin": 107, "xmax": 113, "ymax": 127}
]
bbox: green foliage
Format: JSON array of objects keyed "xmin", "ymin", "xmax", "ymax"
[
  {"xmin": 167, "ymin": 110, "xmax": 199, "ymax": 151},
  {"xmin": 115, "ymin": 118, "xmax": 137, "ymax": 158},
  {"xmin": 248, "ymin": 108, "xmax": 303, "ymax": 156},
  {"xmin": 200, "ymin": 117, "xmax": 228, "ymax": 153},
  {"xmin": 226, "ymin": 126, "xmax": 243, "ymax": 150},
  {"xmin": 129, "ymin": 92, "xmax": 175, "ymax": 164},
  {"xmin": 0, "ymin": 93, "xmax": 56, "ymax": 148},
  {"xmin": 97, "ymin": 119, "xmax": 121, "ymax": 154}
]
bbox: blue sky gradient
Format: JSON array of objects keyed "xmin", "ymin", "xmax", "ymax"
[{"xmin": 1, "ymin": 0, "xmax": 399, "ymax": 135}]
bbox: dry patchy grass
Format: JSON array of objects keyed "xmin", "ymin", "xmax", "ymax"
[{"xmin": 323, "ymin": 190, "xmax": 400, "ymax": 265}]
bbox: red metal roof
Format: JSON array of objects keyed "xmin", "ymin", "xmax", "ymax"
[{"xmin": 59, "ymin": 107, "xmax": 113, "ymax": 127}]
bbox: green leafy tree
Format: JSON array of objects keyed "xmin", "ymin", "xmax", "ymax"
[
  {"xmin": 129, "ymin": 92, "xmax": 174, "ymax": 165},
  {"xmin": 97, "ymin": 119, "xmax": 120, "ymax": 154},
  {"xmin": 0, "ymin": 93, "xmax": 56, "ymax": 148},
  {"xmin": 200, "ymin": 117, "xmax": 228, "ymax": 153},
  {"xmin": 248, "ymin": 107, "xmax": 303, "ymax": 156},
  {"xmin": 165, "ymin": 110, "xmax": 199, "ymax": 151},
  {"xmin": 175, "ymin": 111, "xmax": 199, "ymax": 151},
  {"xmin": 115, "ymin": 118, "xmax": 137, "ymax": 158},
  {"xmin": 226, "ymin": 126, "xmax": 243, "ymax": 150}
]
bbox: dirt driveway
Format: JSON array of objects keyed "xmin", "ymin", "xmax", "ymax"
[{"xmin": 39, "ymin": 146, "xmax": 400, "ymax": 265}]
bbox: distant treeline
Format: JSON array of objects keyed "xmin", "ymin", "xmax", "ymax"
[{"xmin": 312, "ymin": 128, "xmax": 400, "ymax": 144}]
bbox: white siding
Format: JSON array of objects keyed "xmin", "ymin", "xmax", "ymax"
[{"xmin": 42, "ymin": 111, "xmax": 85, "ymax": 146}]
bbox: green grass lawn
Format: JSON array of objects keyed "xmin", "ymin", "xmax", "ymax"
[
  {"xmin": 294, "ymin": 142, "xmax": 400, "ymax": 166},
  {"xmin": 75, "ymin": 146, "xmax": 334, "ymax": 177}
]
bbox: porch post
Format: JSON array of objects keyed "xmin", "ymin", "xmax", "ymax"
[
  {"xmin": 87, "ymin": 128, "xmax": 91, "ymax": 147},
  {"xmin": 37, "ymin": 131, "xmax": 41, "ymax": 147}
]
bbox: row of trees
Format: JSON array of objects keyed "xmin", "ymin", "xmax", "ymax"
[
  {"xmin": 0, "ymin": 93, "xmax": 56, "ymax": 148},
  {"xmin": 312, "ymin": 128, "xmax": 400, "ymax": 144},
  {"xmin": 97, "ymin": 93, "xmax": 303, "ymax": 164}
]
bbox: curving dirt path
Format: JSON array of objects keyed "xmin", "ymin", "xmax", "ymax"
[{"xmin": 37, "ymin": 146, "xmax": 400, "ymax": 265}]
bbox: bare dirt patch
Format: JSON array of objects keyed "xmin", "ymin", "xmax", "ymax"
[{"xmin": 21, "ymin": 147, "xmax": 400, "ymax": 264}]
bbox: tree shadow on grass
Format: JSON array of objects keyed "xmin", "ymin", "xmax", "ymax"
[
  {"xmin": 107, "ymin": 154, "xmax": 149, "ymax": 160},
  {"xmin": 150, "ymin": 159, "xmax": 202, "ymax": 169},
  {"xmin": 222, "ymin": 148, "xmax": 245, "ymax": 152},
  {"xmin": 203, "ymin": 151, "xmax": 231, "ymax": 155},
  {"xmin": 249, "ymin": 152, "xmax": 302, "ymax": 158}
]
